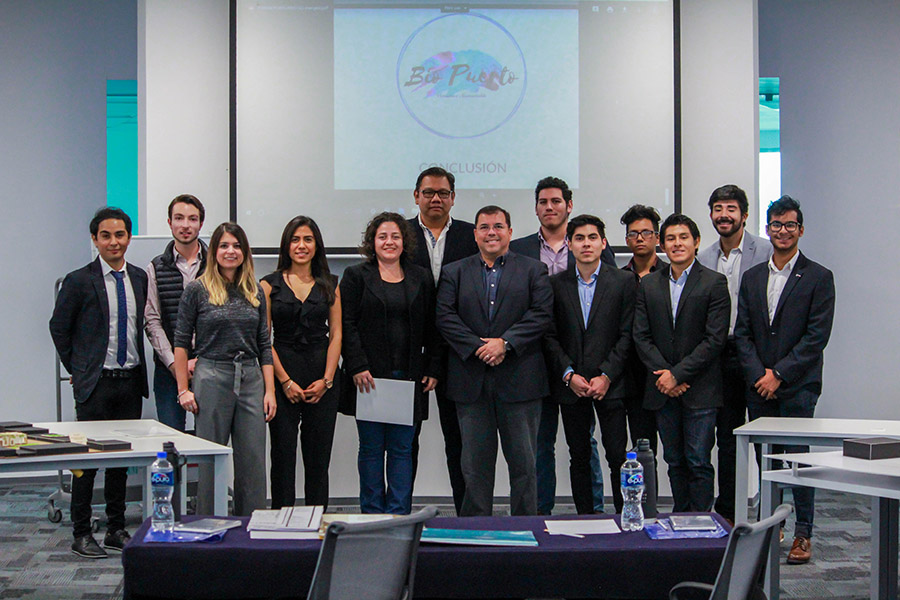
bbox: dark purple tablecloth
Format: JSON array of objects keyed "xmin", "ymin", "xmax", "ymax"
[{"xmin": 122, "ymin": 513, "xmax": 728, "ymax": 599}]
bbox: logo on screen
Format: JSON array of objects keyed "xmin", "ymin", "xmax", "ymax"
[{"xmin": 396, "ymin": 13, "xmax": 527, "ymax": 139}]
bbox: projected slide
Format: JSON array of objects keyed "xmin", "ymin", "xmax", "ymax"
[
  {"xmin": 237, "ymin": 1, "xmax": 675, "ymax": 249},
  {"xmin": 334, "ymin": 8, "xmax": 577, "ymax": 190}
]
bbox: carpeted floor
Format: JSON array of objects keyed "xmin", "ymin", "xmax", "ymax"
[{"xmin": 0, "ymin": 482, "xmax": 876, "ymax": 599}]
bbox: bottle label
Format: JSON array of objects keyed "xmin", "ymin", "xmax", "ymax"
[
  {"xmin": 621, "ymin": 471, "xmax": 643, "ymax": 487},
  {"xmin": 151, "ymin": 470, "xmax": 174, "ymax": 486}
]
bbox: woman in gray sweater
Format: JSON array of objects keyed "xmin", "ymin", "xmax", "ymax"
[{"xmin": 174, "ymin": 222, "xmax": 275, "ymax": 516}]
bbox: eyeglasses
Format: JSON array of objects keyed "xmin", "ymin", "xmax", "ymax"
[
  {"xmin": 626, "ymin": 230, "xmax": 657, "ymax": 240},
  {"xmin": 419, "ymin": 189, "xmax": 452, "ymax": 200},
  {"xmin": 767, "ymin": 220, "xmax": 800, "ymax": 232}
]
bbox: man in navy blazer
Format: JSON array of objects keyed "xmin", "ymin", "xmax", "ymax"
[
  {"xmin": 697, "ymin": 184, "xmax": 773, "ymax": 523},
  {"xmin": 50, "ymin": 207, "xmax": 148, "ymax": 559},
  {"xmin": 406, "ymin": 166, "xmax": 478, "ymax": 513},
  {"xmin": 510, "ymin": 176, "xmax": 610, "ymax": 514},
  {"xmin": 633, "ymin": 213, "xmax": 730, "ymax": 513},
  {"xmin": 437, "ymin": 205, "xmax": 553, "ymax": 516},
  {"xmin": 543, "ymin": 215, "xmax": 636, "ymax": 514},
  {"xmin": 735, "ymin": 195, "xmax": 835, "ymax": 564}
]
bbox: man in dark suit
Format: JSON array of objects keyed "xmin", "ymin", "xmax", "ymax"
[
  {"xmin": 735, "ymin": 195, "xmax": 835, "ymax": 564},
  {"xmin": 510, "ymin": 176, "xmax": 609, "ymax": 514},
  {"xmin": 436, "ymin": 205, "xmax": 553, "ymax": 516},
  {"xmin": 49, "ymin": 207, "xmax": 149, "ymax": 558},
  {"xmin": 544, "ymin": 215, "xmax": 636, "ymax": 514},
  {"xmin": 633, "ymin": 213, "xmax": 730, "ymax": 513},
  {"xmin": 407, "ymin": 166, "xmax": 478, "ymax": 513},
  {"xmin": 697, "ymin": 184, "xmax": 773, "ymax": 524}
]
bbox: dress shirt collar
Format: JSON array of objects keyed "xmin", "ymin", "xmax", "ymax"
[
  {"xmin": 417, "ymin": 214, "xmax": 452, "ymax": 241},
  {"xmin": 768, "ymin": 250, "xmax": 800, "ymax": 275},
  {"xmin": 481, "ymin": 253, "xmax": 507, "ymax": 270},
  {"xmin": 669, "ymin": 258, "xmax": 695, "ymax": 283},
  {"xmin": 576, "ymin": 263, "xmax": 602, "ymax": 285},
  {"xmin": 101, "ymin": 258, "xmax": 128, "ymax": 275}
]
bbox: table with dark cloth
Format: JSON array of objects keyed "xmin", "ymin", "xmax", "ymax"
[{"xmin": 122, "ymin": 514, "xmax": 728, "ymax": 600}]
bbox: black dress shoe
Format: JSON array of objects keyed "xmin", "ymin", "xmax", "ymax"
[
  {"xmin": 71, "ymin": 534, "xmax": 108, "ymax": 559},
  {"xmin": 103, "ymin": 529, "xmax": 132, "ymax": 552}
]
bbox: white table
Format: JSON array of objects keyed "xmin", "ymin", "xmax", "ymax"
[
  {"xmin": 0, "ymin": 419, "xmax": 232, "ymax": 517},
  {"xmin": 761, "ymin": 451, "xmax": 900, "ymax": 600},
  {"xmin": 734, "ymin": 417, "xmax": 900, "ymax": 524}
]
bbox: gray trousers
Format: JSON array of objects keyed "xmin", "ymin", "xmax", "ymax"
[
  {"xmin": 193, "ymin": 356, "xmax": 267, "ymax": 516},
  {"xmin": 456, "ymin": 379, "xmax": 542, "ymax": 516}
]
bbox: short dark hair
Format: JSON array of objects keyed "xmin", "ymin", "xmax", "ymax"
[
  {"xmin": 534, "ymin": 176, "xmax": 572, "ymax": 204},
  {"xmin": 767, "ymin": 195, "xmax": 803, "ymax": 225},
  {"xmin": 168, "ymin": 194, "xmax": 206, "ymax": 223},
  {"xmin": 90, "ymin": 207, "xmax": 132, "ymax": 237},
  {"xmin": 620, "ymin": 204, "xmax": 661, "ymax": 231},
  {"xmin": 415, "ymin": 166, "xmax": 455, "ymax": 192},
  {"xmin": 359, "ymin": 212, "xmax": 417, "ymax": 264},
  {"xmin": 660, "ymin": 213, "xmax": 700, "ymax": 241},
  {"xmin": 708, "ymin": 184, "xmax": 749, "ymax": 215},
  {"xmin": 475, "ymin": 205, "xmax": 511, "ymax": 228},
  {"xmin": 567, "ymin": 214, "xmax": 606, "ymax": 239}
]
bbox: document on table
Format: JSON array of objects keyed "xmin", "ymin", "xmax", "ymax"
[
  {"xmin": 356, "ymin": 379, "xmax": 415, "ymax": 426},
  {"xmin": 545, "ymin": 519, "xmax": 621, "ymax": 537}
]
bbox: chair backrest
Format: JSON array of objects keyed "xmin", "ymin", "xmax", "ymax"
[
  {"xmin": 709, "ymin": 503, "xmax": 793, "ymax": 600},
  {"xmin": 306, "ymin": 506, "xmax": 438, "ymax": 600}
]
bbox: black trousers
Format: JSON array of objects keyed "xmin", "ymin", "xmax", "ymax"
[
  {"xmin": 714, "ymin": 339, "xmax": 747, "ymax": 520},
  {"xmin": 413, "ymin": 378, "xmax": 466, "ymax": 513},
  {"xmin": 560, "ymin": 397, "xmax": 628, "ymax": 514},
  {"xmin": 72, "ymin": 372, "xmax": 143, "ymax": 538},
  {"xmin": 268, "ymin": 387, "xmax": 338, "ymax": 509}
]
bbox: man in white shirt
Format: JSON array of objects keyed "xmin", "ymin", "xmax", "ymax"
[
  {"xmin": 145, "ymin": 195, "xmax": 207, "ymax": 432},
  {"xmin": 734, "ymin": 195, "xmax": 835, "ymax": 564},
  {"xmin": 697, "ymin": 185, "xmax": 772, "ymax": 524},
  {"xmin": 50, "ymin": 208, "xmax": 149, "ymax": 558}
]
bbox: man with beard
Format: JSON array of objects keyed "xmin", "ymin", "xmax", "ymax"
[
  {"xmin": 145, "ymin": 194, "xmax": 207, "ymax": 431},
  {"xmin": 697, "ymin": 185, "xmax": 771, "ymax": 524}
]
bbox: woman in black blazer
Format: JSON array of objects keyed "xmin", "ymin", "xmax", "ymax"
[{"xmin": 340, "ymin": 212, "xmax": 439, "ymax": 514}]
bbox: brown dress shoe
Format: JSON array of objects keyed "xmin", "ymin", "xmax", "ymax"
[{"xmin": 787, "ymin": 536, "xmax": 812, "ymax": 564}]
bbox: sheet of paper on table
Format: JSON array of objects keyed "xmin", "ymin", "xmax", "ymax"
[
  {"xmin": 545, "ymin": 519, "xmax": 621, "ymax": 536},
  {"xmin": 356, "ymin": 379, "xmax": 415, "ymax": 426}
]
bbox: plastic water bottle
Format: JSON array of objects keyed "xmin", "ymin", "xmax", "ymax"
[
  {"xmin": 634, "ymin": 439, "xmax": 658, "ymax": 518},
  {"xmin": 620, "ymin": 451, "xmax": 645, "ymax": 531},
  {"xmin": 150, "ymin": 451, "xmax": 175, "ymax": 534}
]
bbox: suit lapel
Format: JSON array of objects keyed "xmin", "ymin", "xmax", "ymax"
[
  {"xmin": 562, "ymin": 271, "xmax": 585, "ymax": 332},
  {"xmin": 362, "ymin": 263, "xmax": 388, "ymax": 307},
  {"xmin": 584, "ymin": 265, "xmax": 609, "ymax": 330},
  {"xmin": 674, "ymin": 262, "xmax": 702, "ymax": 324},
  {"xmin": 659, "ymin": 265, "xmax": 674, "ymax": 331},
  {"xmin": 466, "ymin": 256, "xmax": 490, "ymax": 322},
  {"xmin": 490, "ymin": 254, "xmax": 516, "ymax": 317},
  {"xmin": 90, "ymin": 257, "xmax": 110, "ymax": 327},
  {"xmin": 126, "ymin": 264, "xmax": 146, "ymax": 330},
  {"xmin": 772, "ymin": 252, "xmax": 806, "ymax": 323}
]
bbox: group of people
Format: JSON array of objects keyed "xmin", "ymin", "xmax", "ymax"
[{"xmin": 49, "ymin": 168, "xmax": 834, "ymax": 568}]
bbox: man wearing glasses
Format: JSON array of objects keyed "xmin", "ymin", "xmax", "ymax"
[
  {"xmin": 619, "ymin": 205, "xmax": 667, "ymax": 486},
  {"xmin": 407, "ymin": 166, "xmax": 478, "ymax": 514},
  {"xmin": 735, "ymin": 195, "xmax": 835, "ymax": 565},
  {"xmin": 697, "ymin": 185, "xmax": 772, "ymax": 526}
]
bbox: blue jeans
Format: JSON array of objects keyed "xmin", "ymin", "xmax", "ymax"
[
  {"xmin": 748, "ymin": 387, "xmax": 818, "ymax": 538},
  {"xmin": 655, "ymin": 399, "xmax": 717, "ymax": 512},
  {"xmin": 537, "ymin": 400, "xmax": 605, "ymax": 514},
  {"xmin": 154, "ymin": 364, "xmax": 186, "ymax": 432},
  {"xmin": 356, "ymin": 419, "xmax": 415, "ymax": 515}
]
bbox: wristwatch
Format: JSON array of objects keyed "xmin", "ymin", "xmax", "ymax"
[
  {"xmin": 324, "ymin": 378, "xmax": 333, "ymax": 389},
  {"xmin": 564, "ymin": 372, "xmax": 575, "ymax": 387},
  {"xmin": 503, "ymin": 340, "xmax": 512, "ymax": 353}
]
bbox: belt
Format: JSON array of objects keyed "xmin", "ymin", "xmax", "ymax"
[{"xmin": 101, "ymin": 366, "xmax": 141, "ymax": 378}]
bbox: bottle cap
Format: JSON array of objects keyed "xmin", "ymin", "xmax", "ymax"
[
  {"xmin": 637, "ymin": 439, "xmax": 650, "ymax": 451},
  {"xmin": 626, "ymin": 452, "xmax": 637, "ymax": 460},
  {"xmin": 157, "ymin": 451, "xmax": 167, "ymax": 459}
]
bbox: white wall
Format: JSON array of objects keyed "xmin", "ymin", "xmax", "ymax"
[
  {"xmin": 138, "ymin": 0, "xmax": 760, "ymax": 502},
  {"xmin": 758, "ymin": 0, "xmax": 900, "ymax": 419},
  {"xmin": 0, "ymin": 0, "xmax": 137, "ymax": 424}
]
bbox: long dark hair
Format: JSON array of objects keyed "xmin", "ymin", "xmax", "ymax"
[{"xmin": 276, "ymin": 216, "xmax": 336, "ymax": 304}]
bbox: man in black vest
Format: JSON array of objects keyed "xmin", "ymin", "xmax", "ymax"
[{"xmin": 145, "ymin": 194, "xmax": 207, "ymax": 431}]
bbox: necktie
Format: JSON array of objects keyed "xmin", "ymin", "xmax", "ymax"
[{"xmin": 112, "ymin": 271, "xmax": 127, "ymax": 367}]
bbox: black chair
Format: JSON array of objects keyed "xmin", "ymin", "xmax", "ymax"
[
  {"xmin": 669, "ymin": 503, "xmax": 793, "ymax": 600},
  {"xmin": 306, "ymin": 505, "xmax": 438, "ymax": 600}
]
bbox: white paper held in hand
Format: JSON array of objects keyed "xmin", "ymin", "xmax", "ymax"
[{"xmin": 356, "ymin": 378, "xmax": 416, "ymax": 426}]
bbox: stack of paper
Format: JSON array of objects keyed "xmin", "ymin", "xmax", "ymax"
[
  {"xmin": 544, "ymin": 519, "xmax": 621, "ymax": 538},
  {"xmin": 174, "ymin": 518, "xmax": 242, "ymax": 535},
  {"xmin": 248, "ymin": 506, "xmax": 325, "ymax": 540}
]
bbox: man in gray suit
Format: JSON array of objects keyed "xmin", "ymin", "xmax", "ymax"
[
  {"xmin": 436, "ymin": 205, "xmax": 553, "ymax": 516},
  {"xmin": 697, "ymin": 184, "xmax": 772, "ymax": 523}
]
